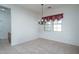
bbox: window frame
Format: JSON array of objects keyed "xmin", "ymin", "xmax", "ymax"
[
  {"xmin": 44, "ymin": 20, "xmax": 62, "ymax": 32},
  {"xmin": 53, "ymin": 20, "xmax": 62, "ymax": 32}
]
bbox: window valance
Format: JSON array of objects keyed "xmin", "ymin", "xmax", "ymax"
[{"xmin": 42, "ymin": 13, "xmax": 63, "ymax": 21}]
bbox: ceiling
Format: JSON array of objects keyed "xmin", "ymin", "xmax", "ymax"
[{"xmin": 19, "ymin": 4, "xmax": 67, "ymax": 14}]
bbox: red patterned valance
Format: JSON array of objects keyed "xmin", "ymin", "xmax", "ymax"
[{"xmin": 42, "ymin": 13, "xmax": 63, "ymax": 21}]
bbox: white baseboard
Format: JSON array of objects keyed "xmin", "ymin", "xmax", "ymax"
[{"xmin": 39, "ymin": 37, "xmax": 79, "ymax": 46}]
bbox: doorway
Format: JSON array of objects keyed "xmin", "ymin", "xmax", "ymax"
[{"xmin": 0, "ymin": 6, "xmax": 11, "ymax": 44}]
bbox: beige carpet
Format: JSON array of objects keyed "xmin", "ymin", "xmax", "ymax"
[{"xmin": 0, "ymin": 38, "xmax": 79, "ymax": 54}]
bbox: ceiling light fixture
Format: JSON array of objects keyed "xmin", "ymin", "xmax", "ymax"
[
  {"xmin": 38, "ymin": 4, "xmax": 46, "ymax": 25},
  {"xmin": 0, "ymin": 8, "xmax": 5, "ymax": 11}
]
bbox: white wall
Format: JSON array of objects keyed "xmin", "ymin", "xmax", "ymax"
[
  {"xmin": 1, "ymin": 5, "xmax": 39, "ymax": 46},
  {"xmin": 39, "ymin": 5, "xmax": 79, "ymax": 46}
]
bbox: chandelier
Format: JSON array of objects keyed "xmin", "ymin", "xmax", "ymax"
[
  {"xmin": 38, "ymin": 4, "xmax": 46, "ymax": 25},
  {"xmin": 38, "ymin": 4, "xmax": 63, "ymax": 25}
]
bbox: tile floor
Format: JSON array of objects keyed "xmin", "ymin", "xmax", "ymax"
[{"xmin": 0, "ymin": 38, "xmax": 79, "ymax": 54}]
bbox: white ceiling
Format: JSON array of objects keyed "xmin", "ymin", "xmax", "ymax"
[{"xmin": 19, "ymin": 4, "xmax": 67, "ymax": 14}]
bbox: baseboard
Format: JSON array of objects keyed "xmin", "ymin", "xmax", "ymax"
[
  {"xmin": 39, "ymin": 37, "xmax": 79, "ymax": 47},
  {"xmin": 11, "ymin": 38, "xmax": 38, "ymax": 46}
]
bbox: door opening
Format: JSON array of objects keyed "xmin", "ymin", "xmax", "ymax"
[{"xmin": 0, "ymin": 6, "xmax": 11, "ymax": 44}]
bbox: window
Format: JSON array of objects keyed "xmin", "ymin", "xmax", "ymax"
[
  {"xmin": 44, "ymin": 20, "xmax": 62, "ymax": 32},
  {"xmin": 44, "ymin": 20, "xmax": 52, "ymax": 31},
  {"xmin": 54, "ymin": 20, "xmax": 62, "ymax": 32}
]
